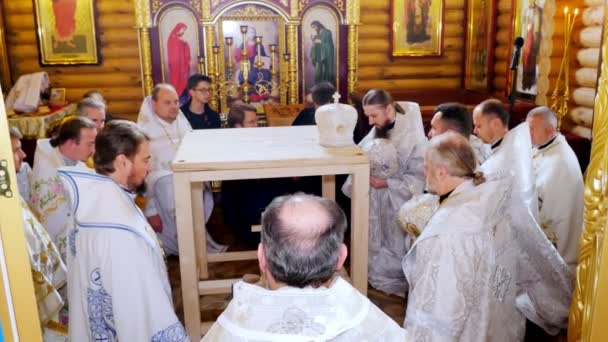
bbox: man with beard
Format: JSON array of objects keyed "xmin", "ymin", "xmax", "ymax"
[
  {"xmin": 59, "ymin": 121, "xmax": 188, "ymax": 341},
  {"xmin": 342, "ymin": 89, "xmax": 427, "ymax": 296}
]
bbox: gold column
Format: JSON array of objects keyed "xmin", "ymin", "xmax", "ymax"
[
  {"xmin": 134, "ymin": 0, "xmax": 153, "ymax": 96},
  {"xmin": 347, "ymin": 24, "xmax": 359, "ymax": 95},
  {"xmin": 346, "ymin": 0, "xmax": 361, "ymax": 95},
  {"xmin": 568, "ymin": 3, "xmax": 608, "ymax": 341},
  {"xmin": 286, "ymin": 23, "xmax": 298, "ymax": 104},
  {"xmin": 204, "ymin": 24, "xmax": 219, "ymax": 111}
]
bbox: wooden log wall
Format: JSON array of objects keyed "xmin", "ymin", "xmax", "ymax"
[
  {"xmin": 358, "ymin": 0, "xmax": 466, "ymax": 96},
  {"xmin": 2, "ymin": 0, "xmax": 141, "ymax": 121}
]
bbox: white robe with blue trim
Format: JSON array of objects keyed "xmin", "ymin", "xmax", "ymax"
[{"xmin": 58, "ymin": 168, "xmax": 190, "ymax": 342}]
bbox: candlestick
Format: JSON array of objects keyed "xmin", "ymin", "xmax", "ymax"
[
  {"xmin": 225, "ymin": 37, "xmax": 234, "ymax": 70},
  {"xmin": 269, "ymin": 44, "xmax": 277, "ymax": 76},
  {"xmin": 254, "ymin": 36, "xmax": 264, "ymax": 70},
  {"xmin": 198, "ymin": 56, "xmax": 206, "ymax": 75}
]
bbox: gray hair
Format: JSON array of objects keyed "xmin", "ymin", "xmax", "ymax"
[
  {"xmin": 9, "ymin": 126, "xmax": 22, "ymax": 140},
  {"xmin": 151, "ymin": 83, "xmax": 177, "ymax": 101},
  {"xmin": 427, "ymin": 132, "xmax": 485, "ymax": 185},
  {"xmin": 76, "ymin": 97, "xmax": 106, "ymax": 116},
  {"xmin": 261, "ymin": 193, "xmax": 347, "ymax": 288},
  {"xmin": 527, "ymin": 106, "xmax": 558, "ymax": 129}
]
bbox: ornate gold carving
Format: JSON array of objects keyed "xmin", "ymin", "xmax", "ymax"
[
  {"xmin": 226, "ymin": 4, "xmax": 277, "ymax": 17},
  {"xmin": 347, "ymin": 24, "xmax": 359, "ymax": 94},
  {"xmin": 152, "ymin": 0, "xmax": 162, "ymax": 15},
  {"xmin": 568, "ymin": 3, "xmax": 608, "ymax": 340},
  {"xmin": 134, "ymin": 0, "xmax": 153, "ymax": 96},
  {"xmin": 190, "ymin": 0, "xmax": 202, "ymax": 15},
  {"xmin": 346, "ymin": 0, "xmax": 360, "ymax": 25},
  {"xmin": 287, "ymin": 24, "xmax": 298, "ymax": 104},
  {"xmin": 299, "ymin": 0, "xmax": 309, "ymax": 13},
  {"xmin": 202, "ymin": 0, "xmax": 211, "ymax": 18},
  {"xmin": 204, "ymin": 25, "xmax": 219, "ymax": 111},
  {"xmin": 211, "ymin": 0, "xmax": 221, "ymax": 8},
  {"xmin": 334, "ymin": 0, "xmax": 344, "ymax": 11}
]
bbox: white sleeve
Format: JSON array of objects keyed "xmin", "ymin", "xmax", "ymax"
[{"xmin": 386, "ymin": 141, "xmax": 425, "ymax": 201}]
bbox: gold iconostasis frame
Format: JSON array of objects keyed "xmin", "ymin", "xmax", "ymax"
[{"xmin": 133, "ymin": 0, "xmax": 361, "ymax": 113}]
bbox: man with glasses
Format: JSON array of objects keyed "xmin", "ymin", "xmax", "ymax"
[{"xmin": 180, "ymin": 74, "xmax": 221, "ymax": 129}]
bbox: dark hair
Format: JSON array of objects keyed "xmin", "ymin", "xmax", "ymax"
[
  {"xmin": 227, "ymin": 102, "xmax": 257, "ymax": 128},
  {"xmin": 311, "ymin": 82, "xmax": 335, "ymax": 106},
  {"xmin": 261, "ymin": 194, "xmax": 347, "ymax": 288},
  {"xmin": 478, "ymin": 99, "xmax": 509, "ymax": 126},
  {"xmin": 434, "ymin": 102, "xmax": 473, "ymax": 137},
  {"xmin": 94, "ymin": 120, "xmax": 149, "ymax": 175},
  {"xmin": 311, "ymin": 20, "xmax": 325, "ymax": 30},
  {"xmin": 361, "ymin": 88, "xmax": 405, "ymax": 114},
  {"xmin": 186, "ymin": 74, "xmax": 212, "ymax": 91},
  {"xmin": 49, "ymin": 117, "xmax": 97, "ymax": 147}
]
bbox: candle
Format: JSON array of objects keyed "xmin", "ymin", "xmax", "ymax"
[{"xmin": 283, "ymin": 53, "xmax": 290, "ymax": 62}]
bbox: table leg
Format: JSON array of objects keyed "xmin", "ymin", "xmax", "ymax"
[
  {"xmin": 191, "ymin": 181, "xmax": 208, "ymax": 279},
  {"xmin": 350, "ymin": 165, "xmax": 369, "ymax": 295},
  {"xmin": 174, "ymin": 173, "xmax": 201, "ymax": 341},
  {"xmin": 322, "ymin": 175, "xmax": 336, "ymax": 201}
]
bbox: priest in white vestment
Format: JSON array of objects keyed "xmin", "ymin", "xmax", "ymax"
[
  {"xmin": 30, "ymin": 117, "xmax": 97, "ymax": 260},
  {"xmin": 474, "ymin": 99, "xmax": 573, "ymax": 335},
  {"xmin": 427, "ymin": 102, "xmax": 491, "ymax": 164},
  {"xmin": 401, "ymin": 132, "xmax": 523, "ymax": 341},
  {"xmin": 342, "ymin": 90, "xmax": 427, "ymax": 297},
  {"xmin": 12, "ymin": 128, "xmax": 68, "ymax": 341},
  {"xmin": 204, "ymin": 194, "xmax": 406, "ymax": 341},
  {"xmin": 137, "ymin": 83, "xmax": 225, "ymax": 255},
  {"xmin": 59, "ymin": 121, "xmax": 189, "ymax": 342},
  {"xmin": 527, "ymin": 106, "xmax": 584, "ymax": 272}
]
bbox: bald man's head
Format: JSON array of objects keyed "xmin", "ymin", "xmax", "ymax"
[{"xmin": 260, "ymin": 193, "xmax": 347, "ymax": 288}]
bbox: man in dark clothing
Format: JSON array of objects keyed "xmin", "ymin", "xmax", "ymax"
[
  {"xmin": 291, "ymin": 82, "xmax": 335, "ymax": 126},
  {"xmin": 180, "ymin": 74, "xmax": 222, "ymax": 129}
]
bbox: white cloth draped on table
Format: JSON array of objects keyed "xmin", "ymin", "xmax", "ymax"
[
  {"xmin": 137, "ymin": 96, "xmax": 225, "ymax": 255},
  {"xmin": 342, "ymin": 102, "xmax": 427, "ymax": 297},
  {"xmin": 5, "ymin": 71, "xmax": 50, "ymax": 113}
]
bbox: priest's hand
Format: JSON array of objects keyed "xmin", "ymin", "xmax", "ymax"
[
  {"xmin": 147, "ymin": 215, "xmax": 163, "ymax": 233},
  {"xmin": 370, "ymin": 176, "xmax": 388, "ymax": 189}
]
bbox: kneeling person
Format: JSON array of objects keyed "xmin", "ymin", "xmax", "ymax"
[{"xmin": 205, "ymin": 194, "xmax": 406, "ymax": 341}]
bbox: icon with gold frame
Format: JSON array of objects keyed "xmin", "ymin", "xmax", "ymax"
[
  {"xmin": 33, "ymin": 0, "xmax": 100, "ymax": 65},
  {"xmin": 390, "ymin": 0, "xmax": 444, "ymax": 57}
]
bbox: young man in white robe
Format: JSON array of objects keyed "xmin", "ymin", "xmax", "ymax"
[
  {"xmin": 527, "ymin": 106, "xmax": 584, "ymax": 272},
  {"xmin": 342, "ymin": 89, "xmax": 427, "ymax": 297},
  {"xmin": 427, "ymin": 102, "xmax": 491, "ymax": 164},
  {"xmin": 401, "ymin": 132, "xmax": 522, "ymax": 341},
  {"xmin": 474, "ymin": 99, "xmax": 574, "ymax": 336},
  {"xmin": 204, "ymin": 193, "xmax": 406, "ymax": 341},
  {"xmin": 59, "ymin": 120, "xmax": 189, "ymax": 341},
  {"xmin": 137, "ymin": 83, "xmax": 225, "ymax": 255},
  {"xmin": 30, "ymin": 117, "xmax": 97, "ymax": 260},
  {"xmin": 12, "ymin": 127, "xmax": 68, "ymax": 341}
]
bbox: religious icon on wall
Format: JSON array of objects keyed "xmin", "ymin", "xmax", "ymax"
[
  {"xmin": 220, "ymin": 18, "xmax": 282, "ymax": 103},
  {"xmin": 301, "ymin": 6, "xmax": 339, "ymax": 95},
  {"xmin": 158, "ymin": 8, "xmax": 200, "ymax": 97},
  {"xmin": 512, "ymin": 0, "xmax": 546, "ymax": 99},
  {"xmin": 464, "ymin": 0, "xmax": 497, "ymax": 91},
  {"xmin": 33, "ymin": 0, "xmax": 100, "ymax": 65},
  {"xmin": 391, "ymin": 0, "xmax": 443, "ymax": 57}
]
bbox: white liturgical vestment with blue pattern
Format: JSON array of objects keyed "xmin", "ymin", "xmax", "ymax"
[{"xmin": 58, "ymin": 168, "xmax": 189, "ymax": 342}]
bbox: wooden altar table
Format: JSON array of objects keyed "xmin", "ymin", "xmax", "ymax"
[{"xmin": 172, "ymin": 126, "xmax": 370, "ymax": 340}]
